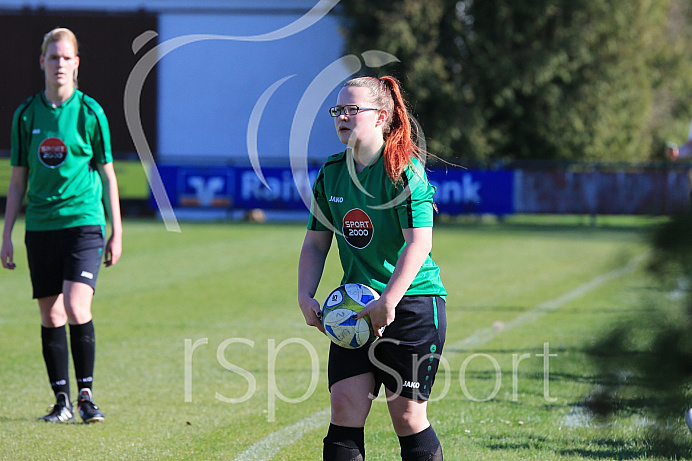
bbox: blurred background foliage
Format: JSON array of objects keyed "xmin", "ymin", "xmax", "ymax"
[
  {"xmin": 584, "ymin": 214, "xmax": 692, "ymax": 451},
  {"xmin": 339, "ymin": 0, "xmax": 692, "ymax": 162}
]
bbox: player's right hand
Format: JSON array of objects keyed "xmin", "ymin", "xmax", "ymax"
[
  {"xmin": 0, "ymin": 240, "xmax": 16, "ymax": 270},
  {"xmin": 298, "ymin": 296, "xmax": 326, "ymax": 334}
]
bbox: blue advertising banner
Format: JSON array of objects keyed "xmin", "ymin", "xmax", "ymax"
[
  {"xmin": 155, "ymin": 165, "xmax": 234, "ymax": 209},
  {"xmin": 234, "ymin": 167, "xmax": 318, "ymax": 211},
  {"xmin": 428, "ymin": 169, "xmax": 514, "ymax": 215},
  {"xmin": 153, "ymin": 164, "xmax": 515, "ymax": 216}
]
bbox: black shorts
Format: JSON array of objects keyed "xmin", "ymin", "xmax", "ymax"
[
  {"xmin": 25, "ymin": 225, "xmax": 105, "ymax": 299},
  {"xmin": 328, "ymin": 295, "xmax": 446, "ymax": 401}
]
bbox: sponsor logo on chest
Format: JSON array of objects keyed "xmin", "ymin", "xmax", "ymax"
[
  {"xmin": 342, "ymin": 208, "xmax": 374, "ymax": 249},
  {"xmin": 38, "ymin": 137, "xmax": 68, "ymax": 168}
]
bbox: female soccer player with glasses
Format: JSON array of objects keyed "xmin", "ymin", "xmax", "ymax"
[{"xmin": 299, "ymin": 76, "xmax": 446, "ymax": 460}]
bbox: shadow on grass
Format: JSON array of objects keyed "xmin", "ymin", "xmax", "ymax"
[
  {"xmin": 482, "ymin": 434, "xmax": 550, "ymax": 451},
  {"xmin": 0, "ymin": 415, "xmax": 91, "ymax": 426},
  {"xmin": 559, "ymin": 433, "xmax": 692, "ymax": 460},
  {"xmin": 482, "ymin": 425, "xmax": 692, "ymax": 459},
  {"xmin": 0, "ymin": 416, "xmax": 34, "ymax": 423},
  {"xmin": 558, "ymin": 437, "xmax": 645, "ymax": 460}
]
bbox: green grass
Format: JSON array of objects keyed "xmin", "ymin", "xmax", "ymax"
[{"xmin": 1, "ymin": 215, "xmax": 689, "ymax": 460}]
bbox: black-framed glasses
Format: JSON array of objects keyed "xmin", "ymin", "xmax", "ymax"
[{"xmin": 328, "ymin": 105, "xmax": 380, "ymax": 117}]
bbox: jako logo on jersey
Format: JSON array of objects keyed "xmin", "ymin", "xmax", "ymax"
[
  {"xmin": 38, "ymin": 137, "xmax": 67, "ymax": 168},
  {"xmin": 342, "ymin": 208, "xmax": 373, "ymax": 249},
  {"xmin": 329, "ymin": 196, "xmax": 344, "ymax": 203},
  {"xmin": 402, "ymin": 381, "xmax": 420, "ymax": 389}
]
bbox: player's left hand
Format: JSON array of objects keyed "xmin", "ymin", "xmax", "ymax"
[
  {"xmin": 356, "ymin": 298, "xmax": 395, "ymax": 337},
  {"xmin": 104, "ymin": 234, "xmax": 122, "ymax": 267}
]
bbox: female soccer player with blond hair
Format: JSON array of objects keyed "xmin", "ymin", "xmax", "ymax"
[{"xmin": 1, "ymin": 27, "xmax": 122, "ymax": 423}]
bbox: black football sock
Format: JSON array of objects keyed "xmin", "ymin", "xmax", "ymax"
[
  {"xmin": 41, "ymin": 325, "xmax": 70, "ymax": 398},
  {"xmin": 398, "ymin": 425, "xmax": 443, "ymax": 461},
  {"xmin": 323, "ymin": 423, "xmax": 365, "ymax": 461},
  {"xmin": 70, "ymin": 320, "xmax": 96, "ymax": 392}
]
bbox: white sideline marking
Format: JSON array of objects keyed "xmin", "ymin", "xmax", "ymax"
[
  {"xmin": 234, "ymin": 408, "xmax": 330, "ymax": 461},
  {"xmin": 448, "ymin": 253, "xmax": 647, "ymax": 352},
  {"xmin": 555, "ymin": 254, "xmax": 650, "ymax": 428},
  {"xmin": 235, "ymin": 254, "xmax": 646, "ymax": 460}
]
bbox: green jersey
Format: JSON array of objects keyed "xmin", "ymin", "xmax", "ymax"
[
  {"xmin": 11, "ymin": 90, "xmax": 112, "ymax": 231},
  {"xmin": 308, "ymin": 148, "xmax": 446, "ymax": 297}
]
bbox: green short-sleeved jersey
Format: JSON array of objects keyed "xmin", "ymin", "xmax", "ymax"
[
  {"xmin": 308, "ymin": 148, "xmax": 446, "ymax": 297},
  {"xmin": 11, "ymin": 90, "xmax": 112, "ymax": 231}
]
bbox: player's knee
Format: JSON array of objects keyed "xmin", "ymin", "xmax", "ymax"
[
  {"xmin": 330, "ymin": 392, "xmax": 355, "ymax": 418},
  {"xmin": 39, "ymin": 302, "xmax": 67, "ymax": 327},
  {"xmin": 64, "ymin": 302, "xmax": 92, "ymax": 324},
  {"xmin": 391, "ymin": 414, "xmax": 428, "ymax": 436},
  {"xmin": 389, "ymin": 401, "xmax": 429, "ymax": 436},
  {"xmin": 330, "ymin": 391, "xmax": 369, "ymax": 426},
  {"xmin": 43, "ymin": 310, "xmax": 67, "ymax": 328}
]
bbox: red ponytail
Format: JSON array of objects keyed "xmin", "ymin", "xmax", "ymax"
[{"xmin": 379, "ymin": 76, "xmax": 424, "ymax": 184}]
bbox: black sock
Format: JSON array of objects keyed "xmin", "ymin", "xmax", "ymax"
[
  {"xmin": 41, "ymin": 325, "xmax": 70, "ymax": 398},
  {"xmin": 323, "ymin": 423, "xmax": 365, "ymax": 461},
  {"xmin": 69, "ymin": 320, "xmax": 96, "ymax": 391},
  {"xmin": 398, "ymin": 425, "xmax": 443, "ymax": 461}
]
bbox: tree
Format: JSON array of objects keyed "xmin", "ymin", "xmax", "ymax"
[{"xmin": 339, "ymin": 0, "xmax": 692, "ymax": 162}]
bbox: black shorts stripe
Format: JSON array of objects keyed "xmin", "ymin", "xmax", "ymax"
[
  {"xmin": 309, "ymin": 169, "xmax": 327, "ymax": 231},
  {"xmin": 15, "ymin": 95, "xmax": 37, "ymax": 167},
  {"xmin": 81, "ymin": 94, "xmax": 107, "ymax": 165},
  {"xmin": 309, "ymin": 153, "xmax": 346, "ymax": 231},
  {"xmin": 400, "ymin": 172, "xmax": 414, "ymax": 228}
]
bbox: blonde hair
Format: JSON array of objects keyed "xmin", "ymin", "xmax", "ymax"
[{"xmin": 41, "ymin": 27, "xmax": 79, "ymax": 87}]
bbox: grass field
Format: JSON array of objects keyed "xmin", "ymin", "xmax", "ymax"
[{"xmin": 1, "ymin": 215, "xmax": 690, "ymax": 460}]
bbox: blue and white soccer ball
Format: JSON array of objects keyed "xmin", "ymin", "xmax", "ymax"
[{"xmin": 321, "ymin": 283, "xmax": 380, "ymax": 349}]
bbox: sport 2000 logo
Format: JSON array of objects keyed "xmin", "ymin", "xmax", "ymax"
[
  {"xmin": 184, "ymin": 337, "xmax": 558, "ymax": 423},
  {"xmin": 123, "ymin": 0, "xmax": 415, "ymax": 235}
]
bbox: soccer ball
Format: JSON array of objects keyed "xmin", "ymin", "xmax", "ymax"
[{"xmin": 321, "ymin": 283, "xmax": 380, "ymax": 349}]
